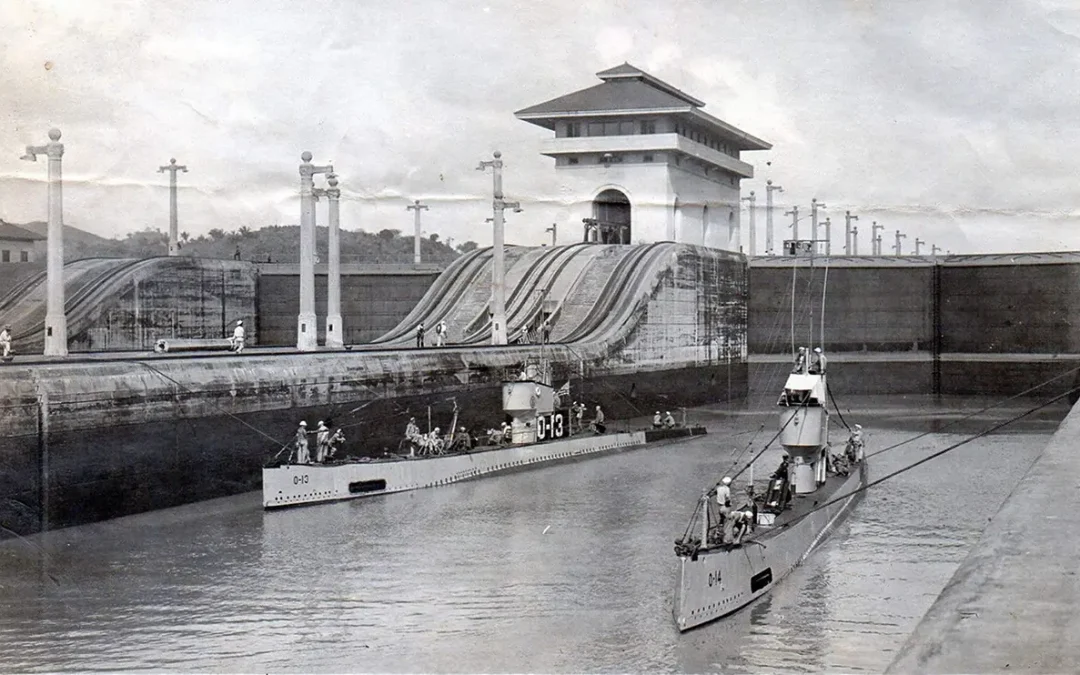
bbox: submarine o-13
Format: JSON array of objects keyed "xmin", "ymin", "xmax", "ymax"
[
  {"xmin": 672, "ymin": 345, "xmax": 867, "ymax": 631},
  {"xmin": 263, "ymin": 357, "xmax": 707, "ymax": 510}
]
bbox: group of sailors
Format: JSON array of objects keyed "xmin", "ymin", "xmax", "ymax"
[
  {"xmin": 709, "ymin": 424, "xmax": 865, "ymax": 546},
  {"xmin": 792, "ymin": 346, "xmax": 827, "ymax": 374},
  {"xmin": 652, "ymin": 411, "xmax": 678, "ymax": 429},
  {"xmin": 414, "ymin": 319, "xmax": 554, "ymax": 348},
  {"xmin": 708, "ymin": 476, "xmax": 758, "ymax": 546},
  {"xmin": 398, "ymin": 401, "xmax": 609, "ymax": 456},
  {"xmin": 514, "ymin": 319, "xmax": 551, "ymax": 345},
  {"xmin": 415, "ymin": 320, "xmax": 449, "ymax": 348},
  {"xmin": 403, "ymin": 416, "xmax": 472, "ymax": 455},
  {"xmin": 762, "ymin": 424, "xmax": 866, "ymax": 512},
  {"xmin": 292, "ymin": 420, "xmax": 346, "ymax": 464}
]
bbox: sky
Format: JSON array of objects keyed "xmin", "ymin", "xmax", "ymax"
[{"xmin": 2, "ymin": 0, "xmax": 1080, "ymax": 254}]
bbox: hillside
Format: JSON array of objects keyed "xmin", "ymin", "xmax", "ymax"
[
  {"xmin": 15, "ymin": 221, "xmax": 114, "ymax": 260},
  {"xmin": 7, "ymin": 222, "xmax": 476, "ymax": 264}
]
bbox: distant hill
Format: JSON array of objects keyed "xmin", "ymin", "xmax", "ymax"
[
  {"xmin": 17, "ymin": 221, "xmax": 111, "ymax": 247},
  {"xmin": 2, "ymin": 220, "xmax": 477, "ymax": 264},
  {"xmin": 4, "ymin": 222, "xmax": 475, "ymax": 264}
]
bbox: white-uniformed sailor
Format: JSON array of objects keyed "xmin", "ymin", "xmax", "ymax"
[
  {"xmin": 295, "ymin": 421, "xmax": 310, "ymax": 463},
  {"xmin": 231, "ymin": 319, "xmax": 245, "ymax": 353}
]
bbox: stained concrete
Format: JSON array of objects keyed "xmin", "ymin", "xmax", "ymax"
[
  {"xmin": 0, "ymin": 243, "xmax": 747, "ymax": 537},
  {"xmin": 255, "ymin": 263, "xmax": 443, "ymax": 345},
  {"xmin": 887, "ymin": 400, "xmax": 1080, "ymax": 673},
  {"xmin": 749, "ymin": 253, "xmax": 1080, "ymax": 396}
]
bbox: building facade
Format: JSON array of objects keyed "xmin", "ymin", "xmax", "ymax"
[
  {"xmin": 0, "ymin": 221, "xmax": 45, "ymax": 263},
  {"xmin": 515, "ymin": 63, "xmax": 771, "ymax": 251}
]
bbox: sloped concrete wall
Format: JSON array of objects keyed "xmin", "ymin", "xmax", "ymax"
[
  {"xmin": 77, "ymin": 258, "xmax": 257, "ymax": 351},
  {"xmin": 0, "ymin": 243, "xmax": 747, "ymax": 537},
  {"xmin": 621, "ymin": 246, "xmax": 746, "ymax": 366}
]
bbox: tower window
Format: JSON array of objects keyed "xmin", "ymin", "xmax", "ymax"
[
  {"xmin": 566, "ymin": 123, "xmax": 581, "ymax": 138},
  {"xmin": 587, "ymin": 122, "xmax": 604, "ymax": 136},
  {"xmin": 642, "ymin": 154, "xmax": 654, "ymax": 162},
  {"xmin": 568, "ymin": 157, "xmax": 579, "ymax": 165},
  {"xmin": 20, "ymin": 251, "xmax": 28, "ymax": 262},
  {"xmin": 1, "ymin": 250, "xmax": 8, "ymax": 263},
  {"xmin": 640, "ymin": 120, "xmax": 656, "ymax": 134}
]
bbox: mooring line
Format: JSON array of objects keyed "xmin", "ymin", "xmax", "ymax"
[{"xmin": 741, "ymin": 385, "xmax": 1079, "ymax": 546}]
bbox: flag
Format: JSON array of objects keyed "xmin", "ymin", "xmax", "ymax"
[{"xmin": 555, "ymin": 380, "xmax": 571, "ymax": 406}]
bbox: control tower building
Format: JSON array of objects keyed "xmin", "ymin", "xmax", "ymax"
[{"xmin": 516, "ymin": 63, "xmax": 771, "ymax": 251}]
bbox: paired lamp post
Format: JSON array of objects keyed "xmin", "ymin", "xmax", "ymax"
[
  {"xmin": 21, "ymin": 129, "xmax": 66, "ymax": 356},
  {"xmin": 844, "ymin": 211, "xmax": 859, "ymax": 255},
  {"xmin": 477, "ymin": 150, "xmax": 521, "ymax": 346},
  {"xmin": 297, "ymin": 151, "xmax": 334, "ymax": 351}
]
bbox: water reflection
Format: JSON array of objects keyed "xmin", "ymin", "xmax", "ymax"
[{"xmin": 0, "ymin": 395, "xmax": 1065, "ymax": 673}]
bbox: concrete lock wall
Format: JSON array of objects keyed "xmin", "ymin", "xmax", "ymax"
[
  {"xmin": 1, "ymin": 257, "xmax": 258, "ymax": 353},
  {"xmin": 80, "ymin": 259, "xmax": 257, "ymax": 351},
  {"xmin": 747, "ymin": 254, "xmax": 1080, "ymax": 397},
  {"xmin": 255, "ymin": 264, "xmax": 442, "ymax": 346},
  {"xmin": 941, "ymin": 262, "xmax": 1080, "ymax": 353},
  {"xmin": 749, "ymin": 262, "xmax": 934, "ymax": 353},
  {"xmin": 0, "ymin": 243, "xmax": 747, "ymax": 538}
]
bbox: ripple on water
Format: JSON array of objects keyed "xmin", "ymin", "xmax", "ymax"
[{"xmin": 0, "ymin": 396, "xmax": 1062, "ymax": 673}]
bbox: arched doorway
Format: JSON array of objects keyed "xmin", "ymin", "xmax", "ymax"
[{"xmin": 589, "ymin": 189, "xmax": 631, "ymax": 244}]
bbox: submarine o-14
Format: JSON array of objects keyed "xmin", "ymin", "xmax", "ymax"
[
  {"xmin": 672, "ymin": 346, "xmax": 867, "ymax": 631},
  {"xmin": 263, "ymin": 358, "xmax": 707, "ymax": 510}
]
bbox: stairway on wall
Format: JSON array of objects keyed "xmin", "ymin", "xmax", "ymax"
[{"xmin": 548, "ymin": 246, "xmax": 627, "ymax": 342}]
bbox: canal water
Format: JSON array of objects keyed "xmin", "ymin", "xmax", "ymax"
[{"xmin": 0, "ymin": 395, "xmax": 1066, "ymax": 673}]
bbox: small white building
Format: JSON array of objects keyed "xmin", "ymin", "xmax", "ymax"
[
  {"xmin": 515, "ymin": 63, "xmax": 771, "ymax": 251},
  {"xmin": 0, "ymin": 221, "xmax": 45, "ymax": 263}
]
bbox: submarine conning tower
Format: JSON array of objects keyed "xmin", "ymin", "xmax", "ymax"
[{"xmin": 777, "ymin": 352, "xmax": 831, "ymax": 494}]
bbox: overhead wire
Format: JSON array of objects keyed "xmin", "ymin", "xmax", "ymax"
[
  {"xmin": 742, "ymin": 384, "xmax": 1079, "ymax": 547},
  {"xmin": 862, "ymin": 363, "xmax": 1080, "ymax": 461}
]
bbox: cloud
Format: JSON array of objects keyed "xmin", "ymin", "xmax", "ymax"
[{"xmin": 1, "ymin": 0, "xmax": 1079, "ymax": 255}]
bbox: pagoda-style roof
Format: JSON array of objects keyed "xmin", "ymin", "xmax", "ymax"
[
  {"xmin": 515, "ymin": 63, "xmax": 771, "ymax": 151},
  {"xmin": 515, "ymin": 79, "xmax": 696, "ymax": 118}
]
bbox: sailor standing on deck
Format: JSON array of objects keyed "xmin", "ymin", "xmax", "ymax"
[
  {"xmin": 591, "ymin": 405, "xmax": 605, "ymax": 434},
  {"xmin": 415, "ymin": 323, "xmax": 426, "ymax": 348},
  {"xmin": 231, "ymin": 320, "xmax": 245, "ymax": 353},
  {"xmin": 294, "ymin": 421, "xmax": 310, "ymax": 464},
  {"xmin": 404, "ymin": 417, "xmax": 421, "ymax": 456},
  {"xmin": 793, "ymin": 347, "xmax": 808, "ymax": 374},
  {"xmin": 847, "ymin": 424, "xmax": 864, "ymax": 462},
  {"xmin": 435, "ymin": 320, "xmax": 447, "ymax": 347},
  {"xmin": 809, "ymin": 346, "xmax": 827, "ymax": 374},
  {"xmin": 315, "ymin": 421, "xmax": 330, "ymax": 462},
  {"xmin": 652, "ymin": 411, "xmax": 663, "ymax": 428},
  {"xmin": 716, "ymin": 476, "xmax": 732, "ymax": 510},
  {"xmin": 0, "ymin": 325, "xmax": 10, "ymax": 359},
  {"xmin": 328, "ymin": 428, "xmax": 345, "ymax": 459}
]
